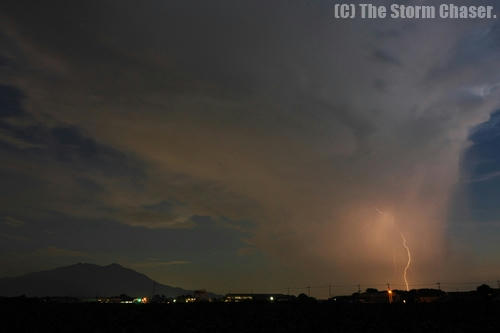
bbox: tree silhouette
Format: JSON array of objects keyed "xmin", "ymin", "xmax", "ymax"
[{"xmin": 476, "ymin": 284, "xmax": 493, "ymax": 299}]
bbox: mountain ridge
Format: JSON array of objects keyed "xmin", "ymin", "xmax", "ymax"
[{"xmin": 0, "ymin": 262, "xmax": 213, "ymax": 298}]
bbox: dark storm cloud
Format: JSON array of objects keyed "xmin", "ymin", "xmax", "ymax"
[
  {"xmin": 447, "ymin": 109, "xmax": 500, "ymax": 276},
  {"xmin": 460, "ymin": 110, "xmax": 500, "ymax": 220},
  {"xmin": 450, "ymin": 20, "xmax": 500, "ymax": 66},
  {"xmin": 1, "ymin": 0, "xmax": 296, "ymax": 99},
  {"xmin": 0, "ymin": 108, "xmax": 143, "ymax": 180},
  {"xmin": 0, "ymin": 84, "xmax": 24, "ymax": 118},
  {"xmin": 0, "ymin": 212, "xmax": 251, "ymax": 255},
  {"xmin": 0, "ymin": 56, "xmax": 10, "ymax": 68},
  {"xmin": 426, "ymin": 15, "xmax": 500, "ymax": 83},
  {"xmin": 0, "ymin": 85, "xmax": 238, "ymax": 232},
  {"xmin": 0, "ymin": 85, "xmax": 141, "ymax": 226},
  {"xmin": 372, "ymin": 49, "xmax": 401, "ymax": 66},
  {"xmin": 1, "ymin": 0, "xmax": 500, "ymax": 293}
]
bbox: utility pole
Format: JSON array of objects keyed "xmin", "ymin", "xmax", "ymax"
[
  {"xmin": 287, "ymin": 287, "xmax": 290, "ymax": 296},
  {"xmin": 358, "ymin": 284, "xmax": 361, "ymax": 294},
  {"xmin": 437, "ymin": 282, "xmax": 441, "ymax": 291},
  {"xmin": 307, "ymin": 286, "xmax": 311, "ymax": 296},
  {"xmin": 328, "ymin": 284, "xmax": 332, "ymax": 298}
]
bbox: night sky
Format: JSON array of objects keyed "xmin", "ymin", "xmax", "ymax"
[{"xmin": 1, "ymin": 1, "xmax": 500, "ymax": 297}]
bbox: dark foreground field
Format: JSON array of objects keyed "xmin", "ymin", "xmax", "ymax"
[{"xmin": 3, "ymin": 301, "xmax": 500, "ymax": 332}]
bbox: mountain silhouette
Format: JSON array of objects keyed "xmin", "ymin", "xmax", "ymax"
[{"xmin": 0, "ymin": 263, "xmax": 211, "ymax": 298}]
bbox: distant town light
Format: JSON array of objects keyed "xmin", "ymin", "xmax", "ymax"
[{"xmin": 269, "ymin": 296, "xmax": 274, "ymax": 301}]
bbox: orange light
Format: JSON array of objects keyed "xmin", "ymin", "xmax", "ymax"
[{"xmin": 388, "ymin": 290, "xmax": 392, "ymax": 294}]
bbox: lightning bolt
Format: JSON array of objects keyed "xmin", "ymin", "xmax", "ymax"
[
  {"xmin": 400, "ymin": 232, "xmax": 411, "ymax": 291},
  {"xmin": 375, "ymin": 208, "xmax": 412, "ymax": 291}
]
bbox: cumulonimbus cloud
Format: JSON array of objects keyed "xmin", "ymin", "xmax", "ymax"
[{"xmin": 1, "ymin": 0, "xmax": 500, "ymax": 291}]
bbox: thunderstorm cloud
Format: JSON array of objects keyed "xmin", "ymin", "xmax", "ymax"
[{"xmin": 1, "ymin": 0, "xmax": 500, "ymax": 294}]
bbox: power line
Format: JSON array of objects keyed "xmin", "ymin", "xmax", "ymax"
[{"xmin": 218, "ymin": 279, "xmax": 500, "ymax": 296}]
